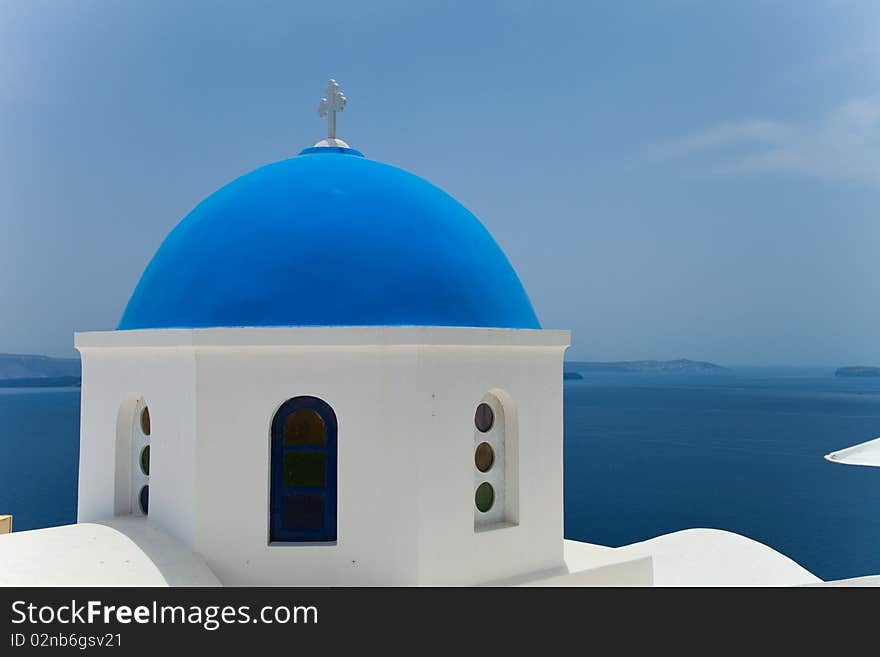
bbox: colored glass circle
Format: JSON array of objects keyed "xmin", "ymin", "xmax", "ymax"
[
  {"xmin": 475, "ymin": 482, "xmax": 495, "ymax": 513},
  {"xmin": 475, "ymin": 442, "xmax": 495, "ymax": 472},
  {"xmin": 140, "ymin": 406, "xmax": 151, "ymax": 436},
  {"xmin": 139, "ymin": 485, "xmax": 149, "ymax": 515},
  {"xmin": 475, "ymin": 403, "xmax": 494, "ymax": 432},
  {"xmin": 140, "ymin": 445, "xmax": 150, "ymax": 476}
]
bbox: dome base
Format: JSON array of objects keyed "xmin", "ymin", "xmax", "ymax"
[{"xmin": 313, "ymin": 137, "xmax": 351, "ymax": 148}]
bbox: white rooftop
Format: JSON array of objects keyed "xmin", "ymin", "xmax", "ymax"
[
  {"xmin": 825, "ymin": 436, "xmax": 880, "ymax": 468},
  {"xmin": 0, "ymin": 518, "xmax": 219, "ymax": 587}
]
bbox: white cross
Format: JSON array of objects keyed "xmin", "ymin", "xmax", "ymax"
[{"xmin": 317, "ymin": 79, "xmax": 347, "ymax": 140}]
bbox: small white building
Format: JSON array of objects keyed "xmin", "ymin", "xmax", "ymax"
[
  {"xmin": 0, "ymin": 82, "xmax": 834, "ymax": 587},
  {"xmin": 76, "ymin": 79, "xmax": 571, "ymax": 586}
]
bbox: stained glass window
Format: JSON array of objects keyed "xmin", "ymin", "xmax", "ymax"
[{"xmin": 270, "ymin": 397, "xmax": 337, "ymax": 543}]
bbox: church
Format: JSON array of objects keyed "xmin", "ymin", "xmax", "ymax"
[{"xmin": 0, "ymin": 81, "xmax": 831, "ymax": 586}]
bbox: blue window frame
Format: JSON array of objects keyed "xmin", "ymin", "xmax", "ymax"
[{"xmin": 270, "ymin": 396, "xmax": 337, "ymax": 543}]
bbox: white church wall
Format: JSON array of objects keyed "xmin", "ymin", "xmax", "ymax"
[
  {"xmin": 190, "ymin": 344, "xmax": 423, "ymax": 585},
  {"xmin": 76, "ymin": 327, "xmax": 569, "ymax": 586},
  {"xmin": 76, "ymin": 341, "xmax": 199, "ymax": 547},
  {"xmin": 413, "ymin": 345, "xmax": 567, "ymax": 584}
]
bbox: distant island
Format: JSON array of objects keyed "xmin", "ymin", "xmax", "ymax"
[
  {"xmin": 0, "ymin": 353, "xmax": 80, "ymax": 379},
  {"xmin": 566, "ymin": 358, "xmax": 727, "ymax": 374},
  {"xmin": 835, "ymin": 366, "xmax": 880, "ymax": 378},
  {"xmin": 0, "ymin": 353, "xmax": 81, "ymax": 388}
]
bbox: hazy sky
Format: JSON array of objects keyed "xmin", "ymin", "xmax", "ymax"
[{"xmin": 1, "ymin": 1, "xmax": 878, "ymax": 365}]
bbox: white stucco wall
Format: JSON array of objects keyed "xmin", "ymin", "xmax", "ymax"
[
  {"xmin": 75, "ymin": 327, "xmax": 569, "ymax": 586},
  {"xmin": 77, "ymin": 345, "xmax": 198, "ymax": 547},
  {"xmin": 413, "ymin": 345, "xmax": 566, "ymax": 584}
]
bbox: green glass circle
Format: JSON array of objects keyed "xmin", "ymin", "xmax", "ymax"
[
  {"xmin": 475, "ymin": 482, "xmax": 495, "ymax": 513},
  {"xmin": 140, "ymin": 445, "xmax": 150, "ymax": 476}
]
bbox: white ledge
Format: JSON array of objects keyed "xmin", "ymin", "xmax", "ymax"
[{"xmin": 75, "ymin": 326, "xmax": 571, "ymax": 350}]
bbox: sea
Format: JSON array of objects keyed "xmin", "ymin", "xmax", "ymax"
[{"xmin": 2, "ymin": 368, "xmax": 880, "ymax": 581}]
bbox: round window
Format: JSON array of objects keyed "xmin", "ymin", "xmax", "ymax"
[
  {"xmin": 474, "ymin": 402, "xmax": 494, "ymax": 433},
  {"xmin": 475, "ymin": 482, "xmax": 495, "ymax": 513},
  {"xmin": 140, "ymin": 406, "xmax": 151, "ymax": 436},
  {"xmin": 140, "ymin": 445, "xmax": 150, "ymax": 476},
  {"xmin": 474, "ymin": 442, "xmax": 494, "ymax": 472},
  {"xmin": 139, "ymin": 485, "xmax": 150, "ymax": 515}
]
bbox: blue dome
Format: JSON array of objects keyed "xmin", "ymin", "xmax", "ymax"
[{"xmin": 119, "ymin": 147, "xmax": 540, "ymax": 331}]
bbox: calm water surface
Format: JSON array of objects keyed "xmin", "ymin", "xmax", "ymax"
[{"xmin": 564, "ymin": 368, "xmax": 880, "ymax": 580}]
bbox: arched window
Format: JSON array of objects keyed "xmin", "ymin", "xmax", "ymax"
[
  {"xmin": 270, "ymin": 396, "xmax": 338, "ymax": 543},
  {"xmin": 114, "ymin": 393, "xmax": 151, "ymax": 517},
  {"xmin": 135, "ymin": 405, "xmax": 151, "ymax": 516},
  {"xmin": 473, "ymin": 390, "xmax": 518, "ymax": 530}
]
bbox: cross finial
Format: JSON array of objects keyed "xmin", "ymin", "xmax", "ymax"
[{"xmin": 318, "ymin": 79, "xmax": 346, "ymax": 141}]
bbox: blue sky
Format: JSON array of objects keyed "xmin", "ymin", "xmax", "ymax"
[{"xmin": 1, "ymin": 1, "xmax": 878, "ymax": 365}]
